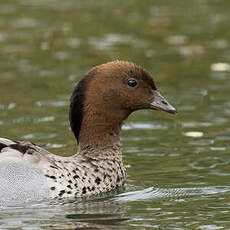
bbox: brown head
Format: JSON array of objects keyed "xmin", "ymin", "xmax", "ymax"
[{"xmin": 69, "ymin": 61, "xmax": 176, "ymax": 150}]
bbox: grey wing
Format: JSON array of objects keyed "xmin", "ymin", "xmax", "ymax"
[{"xmin": 0, "ymin": 138, "xmax": 50, "ymax": 207}]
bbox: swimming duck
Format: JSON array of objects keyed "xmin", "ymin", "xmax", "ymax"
[{"xmin": 0, "ymin": 61, "xmax": 176, "ymax": 204}]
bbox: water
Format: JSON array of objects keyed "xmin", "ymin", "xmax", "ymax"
[{"xmin": 0, "ymin": 0, "xmax": 230, "ymax": 229}]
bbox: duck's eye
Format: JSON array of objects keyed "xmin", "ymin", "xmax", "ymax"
[{"xmin": 127, "ymin": 79, "xmax": 138, "ymax": 87}]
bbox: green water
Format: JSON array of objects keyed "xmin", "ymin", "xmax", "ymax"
[{"xmin": 1, "ymin": 0, "xmax": 230, "ymax": 229}]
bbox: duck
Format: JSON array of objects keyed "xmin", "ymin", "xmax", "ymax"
[{"xmin": 0, "ymin": 61, "xmax": 176, "ymax": 205}]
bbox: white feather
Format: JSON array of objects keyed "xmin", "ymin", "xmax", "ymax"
[{"xmin": 0, "ymin": 138, "xmax": 15, "ymax": 146}]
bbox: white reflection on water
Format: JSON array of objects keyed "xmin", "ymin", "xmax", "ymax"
[
  {"xmin": 46, "ymin": 143, "xmax": 65, "ymax": 149},
  {"xmin": 11, "ymin": 17, "xmax": 38, "ymax": 28},
  {"xmin": 21, "ymin": 132, "xmax": 57, "ymax": 139},
  {"xmin": 0, "ymin": 103, "xmax": 16, "ymax": 110},
  {"xmin": 36, "ymin": 100, "xmax": 68, "ymax": 107},
  {"xmin": 182, "ymin": 121, "xmax": 212, "ymax": 128},
  {"xmin": 123, "ymin": 122, "xmax": 168, "ymax": 130},
  {"xmin": 35, "ymin": 116, "xmax": 55, "ymax": 123},
  {"xmin": 89, "ymin": 33, "xmax": 148, "ymax": 51},
  {"xmin": 166, "ymin": 35, "xmax": 188, "ymax": 45},
  {"xmin": 184, "ymin": 131, "xmax": 204, "ymax": 137},
  {"xmin": 211, "ymin": 63, "xmax": 230, "ymax": 72}
]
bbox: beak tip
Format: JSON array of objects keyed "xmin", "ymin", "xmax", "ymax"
[
  {"xmin": 167, "ymin": 108, "xmax": 177, "ymax": 115},
  {"xmin": 150, "ymin": 90, "xmax": 177, "ymax": 115},
  {"xmin": 164, "ymin": 103, "xmax": 177, "ymax": 114}
]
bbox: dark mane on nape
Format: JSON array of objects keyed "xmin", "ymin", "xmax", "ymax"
[{"xmin": 69, "ymin": 68, "xmax": 96, "ymax": 144}]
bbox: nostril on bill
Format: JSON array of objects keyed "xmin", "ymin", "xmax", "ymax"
[{"xmin": 161, "ymin": 100, "xmax": 168, "ymax": 105}]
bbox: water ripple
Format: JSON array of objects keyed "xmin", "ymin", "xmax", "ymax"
[
  {"xmin": 46, "ymin": 143, "xmax": 65, "ymax": 149},
  {"xmin": 114, "ymin": 186, "xmax": 230, "ymax": 202},
  {"xmin": 89, "ymin": 33, "xmax": 148, "ymax": 51},
  {"xmin": 123, "ymin": 122, "xmax": 168, "ymax": 130},
  {"xmin": 11, "ymin": 17, "xmax": 38, "ymax": 28},
  {"xmin": 22, "ymin": 133, "xmax": 57, "ymax": 140},
  {"xmin": 36, "ymin": 100, "xmax": 68, "ymax": 107},
  {"xmin": 182, "ymin": 122, "xmax": 212, "ymax": 128},
  {"xmin": 0, "ymin": 103, "xmax": 15, "ymax": 110}
]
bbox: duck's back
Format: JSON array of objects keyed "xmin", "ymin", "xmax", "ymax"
[{"xmin": 0, "ymin": 138, "xmax": 50, "ymax": 206}]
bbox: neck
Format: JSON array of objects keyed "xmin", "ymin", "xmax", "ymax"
[{"xmin": 77, "ymin": 107, "xmax": 129, "ymax": 155}]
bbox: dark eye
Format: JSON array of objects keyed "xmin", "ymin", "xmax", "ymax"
[{"xmin": 127, "ymin": 79, "xmax": 137, "ymax": 87}]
